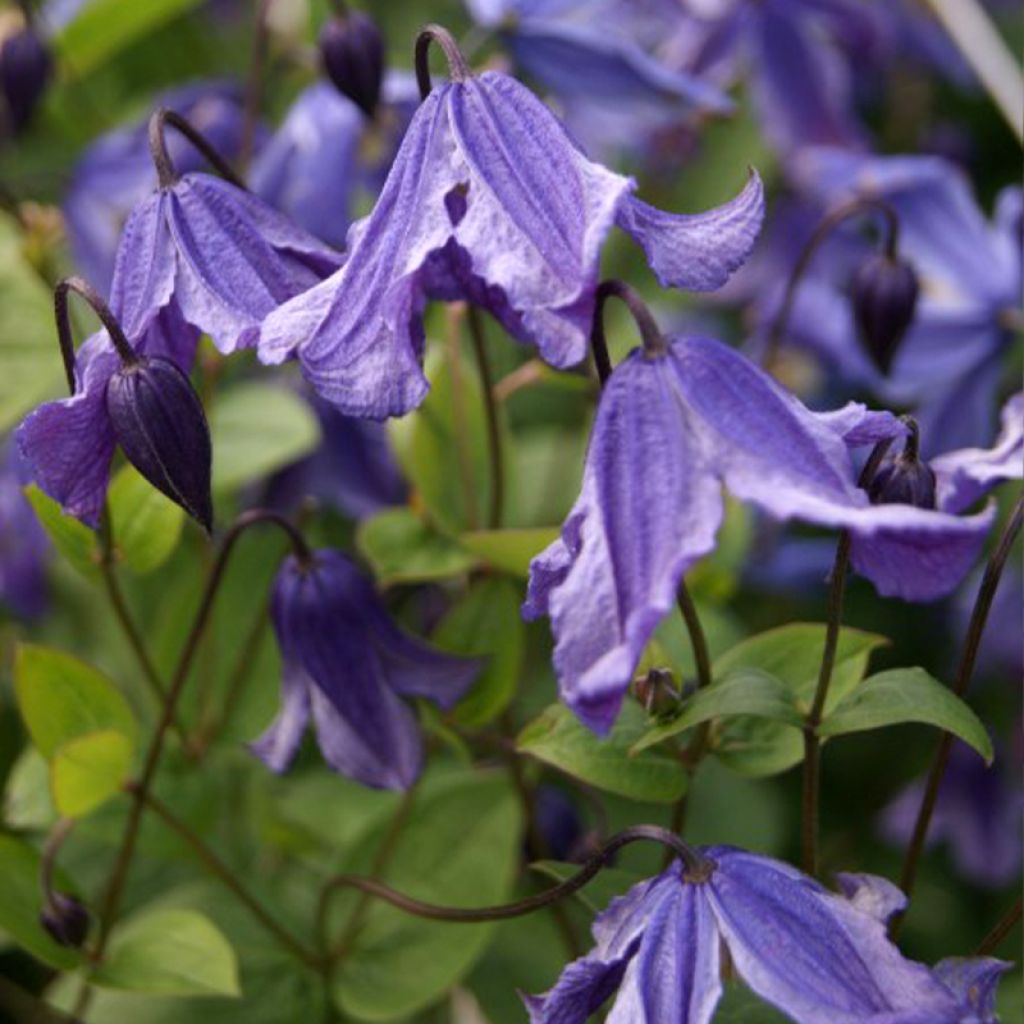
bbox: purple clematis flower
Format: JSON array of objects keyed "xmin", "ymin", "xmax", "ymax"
[
  {"xmin": 16, "ymin": 304, "xmax": 198, "ymax": 527},
  {"xmin": 251, "ymin": 548, "xmax": 481, "ymax": 790},
  {"xmin": 63, "ymin": 81, "xmax": 255, "ymax": 295},
  {"xmin": 524, "ymin": 333, "xmax": 996, "ymax": 733},
  {"xmin": 257, "ymin": 58, "xmax": 764, "ymax": 418},
  {"xmin": 793, "ymin": 149, "xmax": 1023, "ymax": 455},
  {"xmin": 526, "ymin": 847, "xmax": 999, "ymax": 1024},
  {"xmin": 0, "ymin": 439, "xmax": 48, "ymax": 619}
]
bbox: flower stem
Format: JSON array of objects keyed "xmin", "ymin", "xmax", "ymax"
[
  {"xmin": 240, "ymin": 0, "xmax": 274, "ymax": 167},
  {"xmin": 54, "ymin": 276, "xmax": 138, "ymax": 386},
  {"xmin": 467, "ymin": 306, "xmax": 504, "ymax": 529},
  {"xmin": 893, "ymin": 493, "xmax": 1023, "ymax": 935},
  {"xmin": 148, "ymin": 108, "xmax": 245, "ymax": 190},
  {"xmin": 594, "ymin": 280, "xmax": 667, "ymax": 360},
  {"xmin": 976, "ymin": 895, "xmax": 1022, "ymax": 956},
  {"xmin": 415, "ymin": 24, "xmax": 471, "ymax": 99}
]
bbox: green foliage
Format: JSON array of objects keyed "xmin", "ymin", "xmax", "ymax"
[
  {"xmin": 459, "ymin": 527, "xmax": 559, "ymax": 578},
  {"xmin": 357, "ymin": 506, "xmax": 477, "ymax": 584},
  {"xmin": 518, "ymin": 702, "xmax": 688, "ymax": 803},
  {"xmin": 23, "ymin": 485, "xmax": 100, "ymax": 579},
  {"xmin": 50, "ymin": 729, "xmax": 134, "ymax": 817},
  {"xmin": 107, "ymin": 465, "xmax": 186, "ymax": 573}
]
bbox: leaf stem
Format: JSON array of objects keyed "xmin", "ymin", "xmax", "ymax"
[
  {"xmin": 976, "ymin": 895, "xmax": 1022, "ymax": 956},
  {"xmin": 467, "ymin": 306, "xmax": 504, "ymax": 529}
]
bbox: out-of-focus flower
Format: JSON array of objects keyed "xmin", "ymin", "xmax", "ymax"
[
  {"xmin": 318, "ymin": 7, "xmax": 385, "ymax": 118},
  {"xmin": 0, "ymin": 440, "xmax": 48, "ymax": 619},
  {"xmin": 251, "ymin": 549, "xmax": 481, "ymax": 790},
  {"xmin": 0, "ymin": 11, "xmax": 51, "ymax": 136}
]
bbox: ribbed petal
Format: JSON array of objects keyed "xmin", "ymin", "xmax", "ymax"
[
  {"xmin": 248, "ymin": 660, "xmax": 311, "ymax": 773},
  {"xmin": 834, "ymin": 873, "xmax": 908, "ymax": 925},
  {"xmin": 933, "ymin": 957, "xmax": 1011, "ymax": 1022}
]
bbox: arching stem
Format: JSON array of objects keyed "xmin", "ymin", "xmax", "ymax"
[
  {"xmin": 147, "ymin": 108, "xmax": 246, "ymax": 191},
  {"xmin": 54, "ymin": 276, "xmax": 137, "ymax": 389},
  {"xmin": 414, "ymin": 24, "xmax": 471, "ymax": 99}
]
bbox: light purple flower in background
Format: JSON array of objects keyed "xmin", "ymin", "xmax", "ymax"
[
  {"xmin": 63, "ymin": 81, "xmax": 255, "ymax": 295},
  {"xmin": 251, "ymin": 549, "xmax": 480, "ymax": 790},
  {"xmin": 16, "ymin": 305, "xmax": 198, "ymax": 527},
  {"xmin": 0, "ymin": 440, "xmax": 48, "ymax": 619},
  {"xmin": 526, "ymin": 847, "xmax": 998, "ymax": 1024},
  {"xmin": 249, "ymin": 72, "xmax": 419, "ymax": 250},
  {"xmin": 794, "ymin": 148, "xmax": 1023, "ymax": 455},
  {"xmin": 524, "ymin": 334, "xmax": 995, "ymax": 733},
  {"xmin": 258, "ymin": 65, "xmax": 763, "ymax": 417}
]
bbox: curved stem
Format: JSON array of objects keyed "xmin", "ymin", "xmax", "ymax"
[
  {"xmin": 467, "ymin": 306, "xmax": 504, "ymax": 528},
  {"xmin": 763, "ymin": 198, "xmax": 901, "ymax": 368},
  {"xmin": 594, "ymin": 280, "xmax": 667, "ymax": 361},
  {"xmin": 148, "ymin": 108, "xmax": 246, "ymax": 190},
  {"xmin": 893, "ymin": 494, "xmax": 1024, "ymax": 935},
  {"xmin": 240, "ymin": 0, "xmax": 274, "ymax": 168},
  {"xmin": 415, "ymin": 24, "xmax": 471, "ymax": 99},
  {"xmin": 320, "ymin": 826, "xmax": 711, "ymax": 931},
  {"xmin": 39, "ymin": 818, "xmax": 76, "ymax": 910},
  {"xmin": 54, "ymin": 277, "xmax": 137, "ymax": 389},
  {"xmin": 976, "ymin": 896, "xmax": 1022, "ymax": 956}
]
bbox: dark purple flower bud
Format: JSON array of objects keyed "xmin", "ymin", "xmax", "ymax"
[
  {"xmin": 533, "ymin": 786, "xmax": 586, "ymax": 863},
  {"xmin": 319, "ymin": 10, "xmax": 385, "ymax": 118},
  {"xmin": 850, "ymin": 251, "xmax": 920, "ymax": 374},
  {"xmin": 105, "ymin": 356, "xmax": 213, "ymax": 532},
  {"xmin": 869, "ymin": 424, "xmax": 937, "ymax": 510},
  {"xmin": 40, "ymin": 892, "xmax": 90, "ymax": 948},
  {"xmin": 0, "ymin": 19, "xmax": 52, "ymax": 135}
]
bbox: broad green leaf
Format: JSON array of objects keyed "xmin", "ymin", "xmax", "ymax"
[
  {"xmin": 631, "ymin": 669, "xmax": 802, "ymax": 754},
  {"xmin": 332, "ymin": 769, "xmax": 521, "ymax": 1021},
  {"xmin": 14, "ymin": 645, "xmax": 136, "ymax": 759},
  {"xmin": 94, "ymin": 907, "xmax": 240, "ymax": 997},
  {"xmin": 529, "ymin": 860, "xmax": 644, "ymax": 915},
  {"xmin": 819, "ymin": 667, "xmax": 993, "ymax": 762},
  {"xmin": 434, "ymin": 577, "xmax": 524, "ymax": 726},
  {"xmin": 50, "ymin": 729, "xmax": 133, "ymax": 817},
  {"xmin": 107, "ymin": 465, "xmax": 186, "ymax": 574},
  {"xmin": 0, "ymin": 835, "xmax": 82, "ymax": 970},
  {"xmin": 357, "ymin": 507, "xmax": 476, "ymax": 585},
  {"xmin": 517, "ymin": 702, "xmax": 687, "ymax": 803},
  {"xmin": 55, "ymin": 0, "xmax": 204, "ymax": 77},
  {"xmin": 3, "ymin": 747, "xmax": 56, "ymax": 830},
  {"xmin": 458, "ymin": 527, "xmax": 559, "ymax": 578},
  {"xmin": 210, "ymin": 383, "xmax": 319, "ymax": 494},
  {"xmin": 23, "ymin": 485, "xmax": 100, "ymax": 579},
  {"xmin": 712, "ymin": 624, "xmax": 887, "ymax": 777},
  {"xmin": 0, "ymin": 212, "xmax": 63, "ymax": 433},
  {"xmin": 389, "ymin": 347, "xmax": 496, "ymax": 536}
]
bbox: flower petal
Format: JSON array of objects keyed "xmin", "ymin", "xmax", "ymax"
[
  {"xmin": 248, "ymin": 660, "xmax": 311, "ymax": 773},
  {"xmin": 933, "ymin": 957, "xmax": 1011, "ymax": 1022}
]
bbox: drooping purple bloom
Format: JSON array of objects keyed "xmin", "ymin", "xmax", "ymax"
[
  {"xmin": 0, "ymin": 18, "xmax": 51, "ymax": 136},
  {"xmin": 258, "ymin": 66, "xmax": 763, "ymax": 418},
  {"xmin": 249, "ymin": 72, "xmax": 419, "ymax": 250},
  {"xmin": 251, "ymin": 549, "xmax": 481, "ymax": 790},
  {"xmin": 524, "ymin": 334, "xmax": 995, "ymax": 733},
  {"xmin": 318, "ymin": 8, "xmax": 385, "ymax": 118},
  {"xmin": 880, "ymin": 739, "xmax": 1023, "ymax": 889},
  {"xmin": 526, "ymin": 847, "xmax": 981, "ymax": 1024},
  {"xmin": 0, "ymin": 440, "xmax": 48, "ymax": 619},
  {"xmin": 16, "ymin": 304, "xmax": 198, "ymax": 527},
  {"xmin": 63, "ymin": 82, "xmax": 255, "ymax": 294},
  {"xmin": 793, "ymin": 149, "xmax": 1023, "ymax": 454}
]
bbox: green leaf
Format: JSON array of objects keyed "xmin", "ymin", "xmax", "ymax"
[
  {"xmin": 210, "ymin": 383, "xmax": 320, "ymax": 494},
  {"xmin": 107, "ymin": 465, "xmax": 187, "ymax": 574},
  {"xmin": 389, "ymin": 348, "xmax": 496, "ymax": 536},
  {"xmin": 517, "ymin": 702, "xmax": 687, "ymax": 803},
  {"xmin": 332, "ymin": 769, "xmax": 521, "ymax": 1021},
  {"xmin": 0, "ymin": 835, "xmax": 82, "ymax": 970},
  {"xmin": 50, "ymin": 729, "xmax": 133, "ymax": 817},
  {"xmin": 819, "ymin": 667, "xmax": 993, "ymax": 762},
  {"xmin": 23, "ymin": 485, "xmax": 100, "ymax": 579},
  {"xmin": 54, "ymin": 0, "xmax": 204, "ymax": 77},
  {"xmin": 714, "ymin": 984, "xmax": 791, "ymax": 1023},
  {"xmin": 0, "ymin": 213, "xmax": 64, "ymax": 433},
  {"xmin": 3, "ymin": 747, "xmax": 56, "ymax": 830},
  {"xmin": 433, "ymin": 577, "xmax": 524, "ymax": 726},
  {"xmin": 458, "ymin": 527, "xmax": 559, "ymax": 578},
  {"xmin": 711, "ymin": 624, "xmax": 887, "ymax": 777},
  {"xmin": 94, "ymin": 907, "xmax": 240, "ymax": 997},
  {"xmin": 14, "ymin": 645, "xmax": 137, "ymax": 760},
  {"xmin": 631, "ymin": 669, "xmax": 802, "ymax": 754},
  {"xmin": 529, "ymin": 860, "xmax": 643, "ymax": 915},
  {"xmin": 356, "ymin": 507, "xmax": 476, "ymax": 585}
]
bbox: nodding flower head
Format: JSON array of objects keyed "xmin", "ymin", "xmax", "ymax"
[
  {"xmin": 0, "ymin": 14, "xmax": 51, "ymax": 136},
  {"xmin": 851, "ymin": 250, "xmax": 920, "ymax": 374},
  {"xmin": 868, "ymin": 420, "xmax": 936, "ymax": 510},
  {"xmin": 319, "ymin": 8, "xmax": 386, "ymax": 118},
  {"xmin": 40, "ymin": 892, "xmax": 90, "ymax": 950}
]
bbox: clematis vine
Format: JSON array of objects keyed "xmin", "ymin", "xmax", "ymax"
[
  {"xmin": 257, "ymin": 24, "xmax": 764, "ymax": 418},
  {"xmin": 251, "ymin": 548, "xmax": 481, "ymax": 790},
  {"xmin": 524, "ymin": 288, "xmax": 997, "ymax": 733}
]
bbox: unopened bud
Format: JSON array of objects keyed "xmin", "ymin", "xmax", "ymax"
[
  {"xmin": 850, "ymin": 252, "xmax": 919, "ymax": 374},
  {"xmin": 0, "ymin": 16, "xmax": 51, "ymax": 136},
  {"xmin": 868, "ymin": 423, "xmax": 936, "ymax": 509},
  {"xmin": 319, "ymin": 10, "xmax": 385, "ymax": 118},
  {"xmin": 106, "ymin": 356, "xmax": 214, "ymax": 532},
  {"xmin": 633, "ymin": 667, "xmax": 681, "ymax": 719},
  {"xmin": 40, "ymin": 892, "xmax": 90, "ymax": 948}
]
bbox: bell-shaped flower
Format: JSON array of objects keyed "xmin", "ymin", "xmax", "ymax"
[
  {"xmin": 251, "ymin": 549, "xmax": 481, "ymax": 790},
  {"xmin": 0, "ymin": 439, "xmax": 48, "ymax": 619},
  {"xmin": 111, "ymin": 109, "xmax": 343, "ymax": 356},
  {"xmin": 257, "ymin": 47, "xmax": 763, "ymax": 418},
  {"xmin": 526, "ymin": 847, "xmax": 1000, "ymax": 1024},
  {"xmin": 524, "ymin": 332, "xmax": 996, "ymax": 733}
]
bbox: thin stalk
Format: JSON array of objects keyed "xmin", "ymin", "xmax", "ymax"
[
  {"xmin": 593, "ymin": 280, "xmax": 667, "ymax": 361},
  {"xmin": 148, "ymin": 108, "xmax": 245, "ymax": 190},
  {"xmin": 54, "ymin": 277, "xmax": 137, "ymax": 390},
  {"xmin": 414, "ymin": 24, "xmax": 471, "ymax": 99},
  {"xmin": 893, "ymin": 494, "xmax": 1024, "ymax": 934},
  {"xmin": 467, "ymin": 305, "xmax": 504, "ymax": 528},
  {"xmin": 975, "ymin": 896, "xmax": 1022, "ymax": 956},
  {"xmin": 446, "ymin": 304, "xmax": 481, "ymax": 530},
  {"xmin": 240, "ymin": 0, "xmax": 274, "ymax": 167},
  {"xmin": 135, "ymin": 786, "xmax": 323, "ymax": 970}
]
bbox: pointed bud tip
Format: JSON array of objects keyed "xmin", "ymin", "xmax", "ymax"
[
  {"xmin": 319, "ymin": 10, "xmax": 385, "ymax": 118},
  {"xmin": 850, "ymin": 252, "xmax": 920, "ymax": 375},
  {"xmin": 40, "ymin": 892, "xmax": 90, "ymax": 949}
]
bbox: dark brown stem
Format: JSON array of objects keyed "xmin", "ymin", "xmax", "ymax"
[
  {"xmin": 54, "ymin": 277, "xmax": 137, "ymax": 390},
  {"xmin": 764, "ymin": 198, "xmax": 900, "ymax": 367},
  {"xmin": 594, "ymin": 280, "xmax": 667, "ymax": 361},
  {"xmin": 467, "ymin": 306, "xmax": 504, "ymax": 529},
  {"xmin": 240, "ymin": 0, "xmax": 273, "ymax": 167},
  {"xmin": 976, "ymin": 896, "xmax": 1022, "ymax": 956},
  {"xmin": 148, "ymin": 108, "xmax": 245, "ymax": 190},
  {"xmin": 135, "ymin": 786, "xmax": 323, "ymax": 969},
  {"xmin": 415, "ymin": 24, "xmax": 471, "ymax": 99},
  {"xmin": 893, "ymin": 494, "xmax": 1024, "ymax": 935}
]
